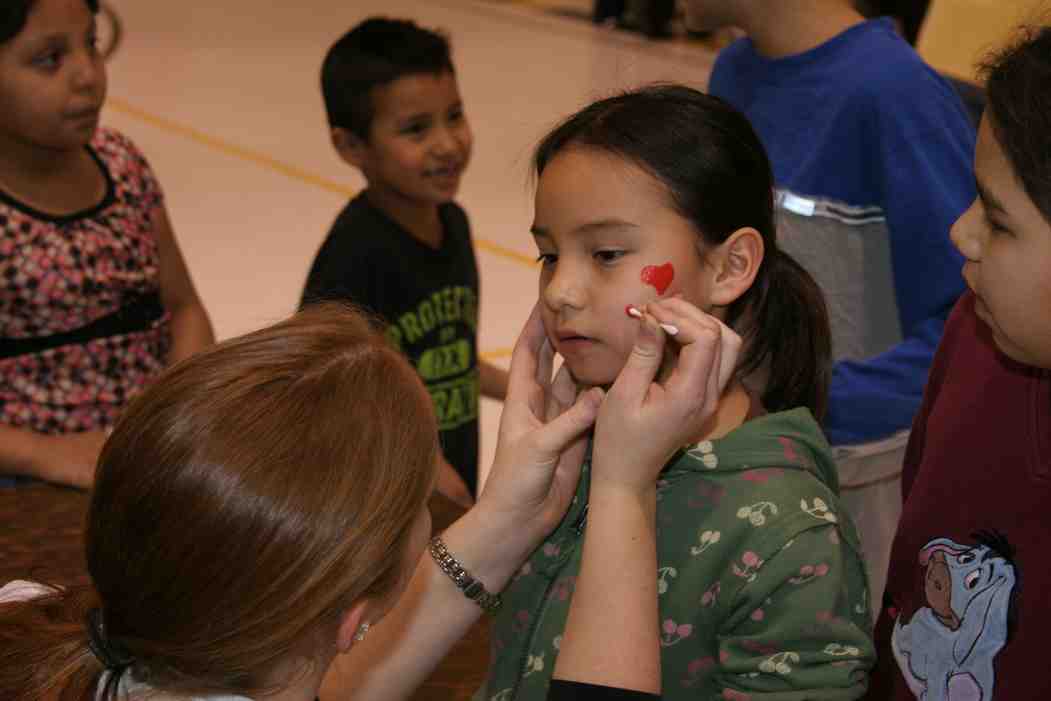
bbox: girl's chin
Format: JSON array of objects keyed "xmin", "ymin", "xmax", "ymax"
[{"xmin": 564, "ymin": 365, "xmax": 617, "ymax": 390}]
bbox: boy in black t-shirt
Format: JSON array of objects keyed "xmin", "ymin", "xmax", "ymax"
[{"xmin": 301, "ymin": 18, "xmax": 508, "ymax": 506}]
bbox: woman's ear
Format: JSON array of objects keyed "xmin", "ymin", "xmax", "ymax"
[
  {"xmin": 708, "ymin": 227, "xmax": 764, "ymax": 308},
  {"xmin": 331, "ymin": 127, "xmax": 370, "ymax": 170},
  {"xmin": 335, "ymin": 598, "xmax": 372, "ymax": 654}
]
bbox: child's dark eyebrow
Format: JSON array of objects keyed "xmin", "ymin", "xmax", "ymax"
[
  {"xmin": 531, "ymin": 219, "xmax": 640, "ymax": 239},
  {"xmin": 976, "ymin": 178, "xmax": 1007, "ymax": 215},
  {"xmin": 25, "ymin": 34, "xmax": 68, "ymax": 51},
  {"xmin": 399, "ymin": 112, "xmax": 431, "ymax": 123}
]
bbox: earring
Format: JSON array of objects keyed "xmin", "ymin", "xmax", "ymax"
[{"xmin": 353, "ymin": 622, "xmax": 371, "ymax": 642}]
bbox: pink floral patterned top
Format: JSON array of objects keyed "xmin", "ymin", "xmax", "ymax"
[{"xmin": 0, "ymin": 127, "xmax": 171, "ymax": 435}]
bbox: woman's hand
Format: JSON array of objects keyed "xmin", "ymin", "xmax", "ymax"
[
  {"xmin": 592, "ymin": 298, "xmax": 741, "ymax": 496},
  {"xmin": 474, "ymin": 304, "xmax": 603, "ymax": 559}
]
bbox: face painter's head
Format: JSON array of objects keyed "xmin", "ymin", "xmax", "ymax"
[{"xmin": 533, "ymin": 85, "xmax": 832, "ymax": 418}]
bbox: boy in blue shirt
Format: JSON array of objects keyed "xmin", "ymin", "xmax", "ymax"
[
  {"xmin": 301, "ymin": 18, "xmax": 508, "ymax": 507},
  {"xmin": 686, "ymin": 0, "xmax": 976, "ymax": 608}
]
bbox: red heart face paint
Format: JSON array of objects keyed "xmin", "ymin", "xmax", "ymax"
[{"xmin": 641, "ymin": 263, "xmax": 675, "ymax": 296}]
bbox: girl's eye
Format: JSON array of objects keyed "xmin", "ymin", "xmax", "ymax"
[
  {"xmin": 401, "ymin": 122, "xmax": 429, "ymax": 137},
  {"xmin": 33, "ymin": 51, "xmax": 61, "ymax": 70},
  {"xmin": 449, "ymin": 108, "xmax": 465, "ymax": 122},
  {"xmin": 988, "ymin": 222, "xmax": 1010, "ymax": 237},
  {"xmin": 536, "ymin": 253, "xmax": 557, "ymax": 266},
  {"xmin": 985, "ymin": 213, "xmax": 1011, "ymax": 237},
  {"xmin": 595, "ymin": 250, "xmax": 626, "ymax": 264}
]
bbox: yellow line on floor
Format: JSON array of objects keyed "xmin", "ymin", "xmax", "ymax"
[
  {"xmin": 107, "ymin": 96, "xmax": 539, "ymax": 269},
  {"xmin": 480, "ymin": 348, "xmax": 513, "ymax": 361},
  {"xmin": 476, "ymin": 239, "xmax": 537, "ymax": 266}
]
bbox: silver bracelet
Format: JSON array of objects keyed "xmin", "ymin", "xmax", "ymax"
[{"xmin": 429, "ymin": 536, "xmax": 502, "ymax": 614}]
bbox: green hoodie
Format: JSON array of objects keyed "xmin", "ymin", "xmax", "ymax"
[{"xmin": 480, "ymin": 409, "xmax": 875, "ymax": 700}]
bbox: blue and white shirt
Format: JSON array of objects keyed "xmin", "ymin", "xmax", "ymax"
[{"xmin": 709, "ymin": 18, "xmax": 976, "ymax": 446}]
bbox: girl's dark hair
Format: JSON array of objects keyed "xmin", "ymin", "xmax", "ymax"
[
  {"xmin": 0, "ymin": 0, "xmax": 100, "ymax": 43},
  {"xmin": 0, "ymin": 304, "xmax": 438, "ymax": 700},
  {"xmin": 535, "ymin": 85, "xmax": 832, "ymax": 419},
  {"xmin": 979, "ymin": 26, "xmax": 1051, "ymax": 224}
]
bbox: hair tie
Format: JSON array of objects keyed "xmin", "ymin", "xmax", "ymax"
[{"xmin": 86, "ymin": 608, "xmax": 134, "ymax": 670}]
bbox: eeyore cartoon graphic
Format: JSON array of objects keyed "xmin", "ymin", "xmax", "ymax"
[{"xmin": 891, "ymin": 531, "xmax": 1018, "ymax": 700}]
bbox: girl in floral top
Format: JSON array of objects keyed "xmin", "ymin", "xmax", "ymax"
[{"xmin": 0, "ymin": 0, "xmax": 213, "ymax": 488}]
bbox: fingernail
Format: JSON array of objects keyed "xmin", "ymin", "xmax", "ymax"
[
  {"xmin": 580, "ymin": 387, "xmax": 603, "ymax": 411},
  {"xmin": 626, "ymin": 305, "xmax": 643, "ymax": 319},
  {"xmin": 660, "ymin": 323, "xmax": 679, "ymax": 336}
]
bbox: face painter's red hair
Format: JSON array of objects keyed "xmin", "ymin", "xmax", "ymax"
[{"xmin": 0, "ymin": 303, "xmax": 438, "ymax": 700}]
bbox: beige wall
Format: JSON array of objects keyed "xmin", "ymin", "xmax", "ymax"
[{"xmin": 917, "ymin": 0, "xmax": 1049, "ymax": 81}]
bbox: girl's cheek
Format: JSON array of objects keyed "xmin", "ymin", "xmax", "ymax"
[{"xmin": 540, "ymin": 312, "xmax": 557, "ymax": 343}]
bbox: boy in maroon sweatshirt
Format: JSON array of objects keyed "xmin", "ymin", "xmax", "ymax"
[{"xmin": 868, "ymin": 27, "xmax": 1051, "ymax": 701}]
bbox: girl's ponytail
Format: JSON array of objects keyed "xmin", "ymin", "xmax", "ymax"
[
  {"xmin": 0, "ymin": 584, "xmax": 107, "ymax": 701},
  {"xmin": 731, "ymin": 247, "xmax": 832, "ymax": 421}
]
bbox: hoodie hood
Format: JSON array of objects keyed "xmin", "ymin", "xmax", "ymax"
[{"xmin": 665, "ymin": 407, "xmax": 839, "ymax": 494}]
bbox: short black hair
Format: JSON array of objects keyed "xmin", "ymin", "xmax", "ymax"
[
  {"xmin": 980, "ymin": 26, "xmax": 1051, "ymax": 224},
  {"xmin": 321, "ymin": 17, "xmax": 454, "ymax": 139},
  {"xmin": 0, "ymin": 0, "xmax": 99, "ymax": 44}
]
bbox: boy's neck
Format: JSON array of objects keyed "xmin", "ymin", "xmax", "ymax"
[
  {"xmin": 365, "ymin": 187, "xmax": 444, "ymax": 249},
  {"xmin": 737, "ymin": 0, "xmax": 866, "ymax": 59}
]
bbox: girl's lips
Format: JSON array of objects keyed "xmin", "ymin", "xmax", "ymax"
[
  {"xmin": 556, "ymin": 336, "xmax": 599, "ymax": 357},
  {"xmin": 67, "ymin": 108, "xmax": 101, "ymax": 124},
  {"xmin": 426, "ymin": 167, "xmax": 463, "ymax": 192},
  {"xmin": 559, "ymin": 336, "xmax": 592, "ymax": 348},
  {"xmin": 425, "ymin": 163, "xmax": 464, "ymax": 179}
]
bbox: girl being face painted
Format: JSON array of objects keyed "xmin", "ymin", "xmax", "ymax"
[{"xmin": 533, "ymin": 147, "xmax": 721, "ymax": 388}]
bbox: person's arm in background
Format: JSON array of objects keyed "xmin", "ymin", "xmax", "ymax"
[
  {"xmin": 554, "ymin": 300, "xmax": 740, "ymax": 695},
  {"xmin": 480, "ymin": 359, "xmax": 509, "ymax": 400},
  {"xmin": 322, "ymin": 305, "xmax": 603, "ymax": 701},
  {"xmin": 152, "ymin": 205, "xmax": 215, "ymax": 365},
  {"xmin": 824, "ymin": 73, "xmax": 975, "ymax": 447},
  {"xmin": 0, "ymin": 425, "xmax": 104, "ymax": 489},
  {"xmin": 436, "ymin": 456, "xmax": 474, "ymax": 509}
]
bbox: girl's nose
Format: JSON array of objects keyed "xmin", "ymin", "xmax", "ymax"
[
  {"xmin": 432, "ymin": 125, "xmax": 461, "ymax": 157},
  {"xmin": 949, "ymin": 199, "xmax": 984, "ymax": 262},
  {"xmin": 542, "ymin": 263, "xmax": 586, "ymax": 313},
  {"xmin": 72, "ymin": 53, "xmax": 104, "ymax": 93}
]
